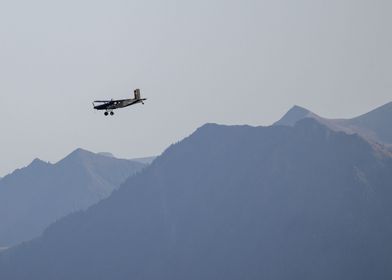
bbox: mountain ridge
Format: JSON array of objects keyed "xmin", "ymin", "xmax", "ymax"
[{"xmin": 275, "ymin": 101, "xmax": 392, "ymax": 148}]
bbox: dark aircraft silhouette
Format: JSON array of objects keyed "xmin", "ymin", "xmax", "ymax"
[{"xmin": 93, "ymin": 89, "xmax": 146, "ymax": 116}]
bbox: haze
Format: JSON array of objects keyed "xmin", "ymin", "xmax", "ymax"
[{"xmin": 1, "ymin": 0, "xmax": 391, "ymax": 176}]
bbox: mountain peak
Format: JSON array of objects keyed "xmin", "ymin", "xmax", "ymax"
[
  {"xmin": 29, "ymin": 158, "xmax": 49, "ymax": 168},
  {"xmin": 291, "ymin": 104, "xmax": 310, "ymax": 113},
  {"xmin": 274, "ymin": 105, "xmax": 315, "ymax": 126},
  {"xmin": 62, "ymin": 148, "xmax": 95, "ymax": 160},
  {"xmin": 70, "ymin": 148, "xmax": 93, "ymax": 156},
  {"xmin": 191, "ymin": 123, "xmax": 226, "ymax": 138},
  {"xmin": 54, "ymin": 148, "xmax": 102, "ymax": 168},
  {"xmin": 197, "ymin": 123, "xmax": 222, "ymax": 131}
]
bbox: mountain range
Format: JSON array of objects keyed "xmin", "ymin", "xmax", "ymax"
[
  {"xmin": 0, "ymin": 149, "xmax": 146, "ymax": 247},
  {"xmin": 1, "ymin": 102, "xmax": 392, "ymax": 279}
]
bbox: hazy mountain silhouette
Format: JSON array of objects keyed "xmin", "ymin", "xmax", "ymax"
[
  {"xmin": 98, "ymin": 152, "xmax": 156, "ymax": 164},
  {"xmin": 97, "ymin": 152, "xmax": 115, "ymax": 158},
  {"xmin": 274, "ymin": 105, "xmax": 320, "ymax": 126},
  {"xmin": 275, "ymin": 102, "xmax": 392, "ymax": 148},
  {"xmin": 0, "ymin": 149, "xmax": 145, "ymax": 247},
  {"xmin": 131, "ymin": 156, "xmax": 157, "ymax": 165},
  {"xmin": 1, "ymin": 119, "xmax": 392, "ymax": 280}
]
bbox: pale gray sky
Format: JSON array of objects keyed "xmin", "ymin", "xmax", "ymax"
[{"xmin": 1, "ymin": 0, "xmax": 391, "ymax": 176}]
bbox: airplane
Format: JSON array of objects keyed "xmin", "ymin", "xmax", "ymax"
[{"xmin": 93, "ymin": 89, "xmax": 146, "ymax": 116}]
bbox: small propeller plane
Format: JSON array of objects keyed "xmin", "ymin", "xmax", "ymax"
[{"xmin": 93, "ymin": 89, "xmax": 146, "ymax": 116}]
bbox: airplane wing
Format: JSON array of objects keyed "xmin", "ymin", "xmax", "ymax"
[
  {"xmin": 112, "ymin": 99, "xmax": 129, "ymax": 102},
  {"xmin": 94, "ymin": 100, "xmax": 112, "ymax": 103}
]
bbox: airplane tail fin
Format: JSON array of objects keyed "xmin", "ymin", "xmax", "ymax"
[{"xmin": 134, "ymin": 88, "xmax": 141, "ymax": 100}]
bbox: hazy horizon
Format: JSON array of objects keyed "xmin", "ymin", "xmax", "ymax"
[
  {"xmin": 1, "ymin": 100, "xmax": 389, "ymax": 177},
  {"xmin": 1, "ymin": 0, "xmax": 391, "ymax": 176}
]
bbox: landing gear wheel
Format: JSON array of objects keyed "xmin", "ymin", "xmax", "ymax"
[
  {"xmin": 104, "ymin": 112, "xmax": 109, "ymax": 116},
  {"xmin": 110, "ymin": 111, "xmax": 114, "ymax": 116}
]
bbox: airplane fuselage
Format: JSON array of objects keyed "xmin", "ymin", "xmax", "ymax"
[{"xmin": 93, "ymin": 98, "xmax": 144, "ymax": 111}]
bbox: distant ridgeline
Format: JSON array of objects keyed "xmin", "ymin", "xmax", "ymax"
[
  {"xmin": 275, "ymin": 102, "xmax": 392, "ymax": 149},
  {"xmin": 0, "ymin": 149, "xmax": 147, "ymax": 247},
  {"xmin": 1, "ymin": 103, "xmax": 392, "ymax": 280}
]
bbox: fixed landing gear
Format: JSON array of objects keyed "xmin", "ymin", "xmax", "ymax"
[{"xmin": 104, "ymin": 111, "xmax": 114, "ymax": 116}]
